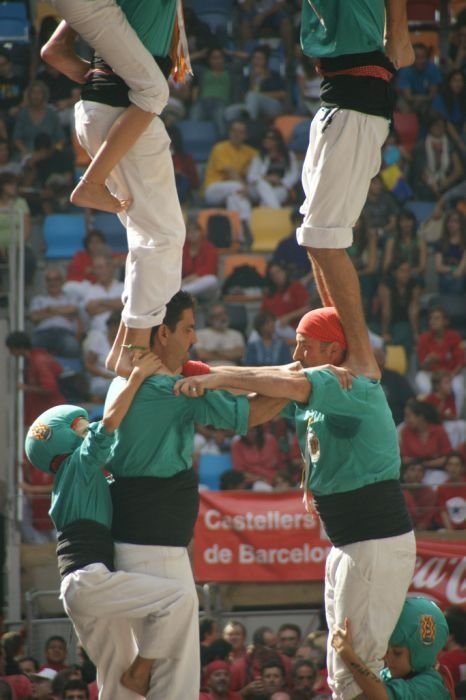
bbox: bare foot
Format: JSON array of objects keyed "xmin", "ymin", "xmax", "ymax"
[
  {"xmin": 41, "ymin": 41, "xmax": 90, "ymax": 84},
  {"xmin": 120, "ymin": 669, "xmax": 150, "ymax": 697},
  {"xmin": 114, "ymin": 346, "xmax": 137, "ymax": 378},
  {"xmin": 105, "ymin": 344, "xmax": 120, "ymax": 373},
  {"xmin": 70, "ymin": 179, "xmax": 131, "ymax": 213},
  {"xmin": 384, "ymin": 36, "xmax": 415, "ymax": 69}
]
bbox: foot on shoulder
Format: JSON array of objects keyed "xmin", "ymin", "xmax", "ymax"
[{"xmin": 120, "ymin": 669, "xmax": 150, "ymax": 697}]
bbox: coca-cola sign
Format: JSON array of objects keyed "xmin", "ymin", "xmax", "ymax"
[{"xmin": 411, "ymin": 539, "xmax": 466, "ymax": 609}]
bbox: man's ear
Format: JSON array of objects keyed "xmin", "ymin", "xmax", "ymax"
[{"xmin": 157, "ymin": 324, "xmax": 170, "ymax": 347}]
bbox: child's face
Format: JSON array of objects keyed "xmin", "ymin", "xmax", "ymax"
[
  {"xmin": 71, "ymin": 417, "xmax": 89, "ymax": 438},
  {"xmin": 384, "ymin": 646, "xmax": 411, "ymax": 678}
]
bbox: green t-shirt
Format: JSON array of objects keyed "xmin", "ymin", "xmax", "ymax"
[
  {"xmin": 380, "ymin": 667, "xmax": 450, "ymax": 700},
  {"xmin": 284, "ymin": 369, "xmax": 401, "ymax": 496},
  {"xmin": 105, "ymin": 375, "xmax": 250, "ymax": 478},
  {"xmin": 117, "ymin": 0, "xmax": 176, "ymax": 56},
  {"xmin": 50, "ymin": 422, "xmax": 114, "ymax": 530},
  {"xmin": 301, "ymin": 0, "xmax": 385, "ymax": 58},
  {"xmin": 200, "ymin": 69, "xmax": 232, "ymax": 102}
]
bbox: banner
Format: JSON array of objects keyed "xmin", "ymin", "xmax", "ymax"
[
  {"xmin": 194, "ymin": 492, "xmax": 466, "ymax": 609},
  {"xmin": 194, "ymin": 491, "xmax": 330, "ymax": 583}
]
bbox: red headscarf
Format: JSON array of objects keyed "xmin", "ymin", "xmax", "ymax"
[
  {"xmin": 204, "ymin": 660, "xmax": 230, "ymax": 680},
  {"xmin": 296, "ymin": 306, "xmax": 347, "ymax": 349}
]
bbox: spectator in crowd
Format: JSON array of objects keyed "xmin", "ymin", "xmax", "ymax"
[
  {"xmin": 83, "ymin": 309, "xmax": 119, "ymax": 403},
  {"xmin": 202, "ymin": 639, "xmax": 234, "ymax": 669},
  {"xmin": 167, "ymin": 125, "xmax": 200, "ymax": 204},
  {"xmin": 182, "ymin": 217, "xmax": 220, "ymax": 302},
  {"xmin": 0, "ymin": 171, "xmax": 36, "ymax": 286},
  {"xmin": 271, "ymin": 210, "xmax": 313, "ymax": 286},
  {"xmin": 424, "ymin": 370, "xmax": 466, "ymax": 448},
  {"xmin": 291, "ymin": 659, "xmax": 319, "ymax": 700},
  {"xmin": 246, "ymin": 127, "xmax": 300, "ymax": 209},
  {"xmin": 223, "ymin": 621, "xmax": 247, "ymax": 663},
  {"xmin": 201, "ymin": 619, "xmax": 220, "ymax": 651},
  {"xmin": 277, "ymin": 625, "xmax": 302, "ymax": 659},
  {"xmin": 261, "ymin": 658, "xmax": 289, "ymax": 697},
  {"xmin": 401, "ymin": 461, "xmax": 438, "ymax": 531},
  {"xmin": 261, "ymin": 261, "xmax": 310, "ymax": 343},
  {"xmin": 35, "ymin": 61, "xmax": 80, "ymax": 128},
  {"xmin": 382, "ymin": 209, "xmax": 427, "ymax": 284},
  {"xmin": 62, "ymin": 679, "xmax": 90, "ymax": 700},
  {"xmin": 244, "ymin": 310, "xmax": 292, "ymax": 367},
  {"xmin": 194, "ymin": 303, "xmax": 245, "ymax": 367},
  {"xmin": 449, "ymin": 22, "xmax": 466, "ymax": 72},
  {"xmin": 200, "ymin": 660, "xmax": 242, "ymax": 700},
  {"xmin": 42, "ymin": 636, "xmax": 68, "ymax": 673},
  {"xmin": 415, "ymin": 306, "xmax": 465, "ymax": 416},
  {"xmin": 203, "ymin": 120, "xmax": 257, "ymax": 229},
  {"xmin": 362, "ymin": 175, "xmax": 399, "ymax": 248},
  {"xmin": 294, "ymin": 55, "xmax": 321, "ymax": 117},
  {"xmin": 21, "ymin": 132, "xmax": 74, "ymax": 214},
  {"xmin": 347, "ymin": 215, "xmax": 378, "ymax": 316},
  {"xmin": 29, "ymin": 667, "xmax": 57, "ymax": 699},
  {"xmin": 82, "ymin": 252, "xmax": 124, "ymax": 334},
  {"xmin": 438, "ymin": 606, "xmax": 466, "ymax": 687},
  {"xmin": 1, "ymin": 632, "xmax": 24, "ymax": 675},
  {"xmin": 432, "ymin": 69, "xmax": 466, "ymax": 156},
  {"xmin": 396, "ymin": 43, "xmax": 443, "ymax": 119},
  {"xmin": 13, "ymin": 81, "xmax": 64, "ymax": 157},
  {"xmin": 0, "ymin": 49, "xmax": 26, "ymax": 125},
  {"xmin": 219, "ymin": 469, "xmax": 248, "ymax": 491},
  {"xmin": 66, "ymin": 230, "xmax": 109, "ymax": 285},
  {"xmin": 231, "ymin": 424, "xmax": 284, "ymax": 489},
  {"xmin": 410, "ymin": 115, "xmax": 464, "ymax": 201},
  {"xmin": 272, "ymin": 470, "xmax": 295, "ymax": 492},
  {"xmin": 238, "ymin": 2, "xmax": 294, "ymax": 62},
  {"xmin": 0, "ymin": 643, "xmax": 33, "ymax": 700},
  {"xmin": 17, "ymin": 656, "xmax": 40, "ymax": 675},
  {"xmin": 434, "ymin": 209, "xmax": 466, "ymax": 294},
  {"xmin": 0, "ymin": 139, "xmax": 20, "ymax": 175},
  {"xmin": 373, "ymin": 345, "xmax": 416, "ymax": 425},
  {"xmin": 225, "ymin": 46, "xmax": 287, "ymax": 124},
  {"xmin": 190, "ymin": 47, "xmax": 232, "ymax": 137},
  {"xmin": 230, "ymin": 626, "xmax": 292, "ymax": 694},
  {"xmin": 376, "ymin": 259, "xmax": 422, "ymax": 354},
  {"xmin": 436, "ymin": 451, "xmax": 466, "ymax": 530},
  {"xmin": 400, "ymin": 398, "xmax": 452, "ymax": 485},
  {"xmin": 5, "ymin": 331, "xmax": 65, "ymax": 427},
  {"xmin": 29, "ymin": 265, "xmax": 81, "ymax": 358}
]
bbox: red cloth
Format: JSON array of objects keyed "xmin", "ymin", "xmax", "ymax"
[
  {"xmin": 232, "ymin": 433, "xmax": 284, "ymax": 484},
  {"xmin": 438, "ymin": 648, "xmax": 466, "ymax": 685},
  {"xmin": 416, "ymin": 330, "xmax": 465, "ymax": 372},
  {"xmin": 295, "ymin": 306, "xmax": 347, "ymax": 348},
  {"xmin": 24, "ymin": 348, "xmax": 65, "ymax": 426},
  {"xmin": 88, "ymin": 680, "xmax": 98, "ymax": 700},
  {"xmin": 173, "ymin": 152, "xmax": 200, "ymax": 189},
  {"xmin": 402, "ymin": 485, "xmax": 437, "ymax": 530},
  {"xmin": 182, "ymin": 360, "xmax": 211, "ymax": 376},
  {"xmin": 204, "ymin": 661, "xmax": 230, "ymax": 680},
  {"xmin": 436, "ymin": 482, "xmax": 466, "ymax": 529},
  {"xmin": 399, "ymin": 424, "xmax": 452, "ymax": 461},
  {"xmin": 424, "ymin": 393, "xmax": 457, "ymax": 420},
  {"xmin": 67, "ymin": 250, "xmax": 96, "ymax": 283},
  {"xmin": 1, "ymin": 674, "xmax": 33, "ymax": 700},
  {"xmin": 25, "ymin": 463, "xmax": 54, "ymax": 531},
  {"xmin": 262, "ymin": 281, "xmax": 310, "ymax": 328},
  {"xmin": 182, "ymin": 238, "xmax": 218, "ymax": 278}
]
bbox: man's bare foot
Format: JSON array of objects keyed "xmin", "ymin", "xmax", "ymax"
[
  {"xmin": 41, "ymin": 41, "xmax": 90, "ymax": 84},
  {"xmin": 114, "ymin": 346, "xmax": 138, "ymax": 378},
  {"xmin": 70, "ymin": 179, "xmax": 131, "ymax": 213},
  {"xmin": 105, "ymin": 343, "xmax": 120, "ymax": 373},
  {"xmin": 120, "ymin": 669, "xmax": 150, "ymax": 697},
  {"xmin": 384, "ymin": 36, "xmax": 415, "ymax": 69}
]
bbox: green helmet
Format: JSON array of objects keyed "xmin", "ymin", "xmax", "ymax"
[
  {"xmin": 25, "ymin": 405, "xmax": 89, "ymax": 473},
  {"xmin": 389, "ymin": 597, "xmax": 448, "ymax": 672}
]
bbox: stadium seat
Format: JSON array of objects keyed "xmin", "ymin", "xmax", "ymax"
[
  {"xmin": 91, "ymin": 212, "xmax": 127, "ymax": 253},
  {"xmin": 249, "ymin": 206, "xmax": 293, "ymax": 253},
  {"xmin": 178, "ymin": 120, "xmax": 219, "ymax": 163},
  {"xmin": 197, "ymin": 208, "xmax": 241, "ymax": 253},
  {"xmin": 393, "ymin": 112, "xmax": 420, "ymax": 154},
  {"xmin": 198, "ymin": 453, "xmax": 233, "ymax": 490},
  {"xmin": 404, "ymin": 200, "xmax": 436, "ymax": 225},
  {"xmin": 274, "ymin": 115, "xmax": 308, "ymax": 144},
  {"xmin": 43, "ymin": 214, "xmax": 87, "ymax": 259},
  {"xmin": 385, "ymin": 345, "xmax": 408, "ymax": 375}
]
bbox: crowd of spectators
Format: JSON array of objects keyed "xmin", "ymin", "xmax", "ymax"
[{"xmin": 2, "ymin": 5, "xmax": 466, "ymax": 544}]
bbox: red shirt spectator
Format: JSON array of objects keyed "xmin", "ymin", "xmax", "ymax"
[
  {"xmin": 437, "ymin": 482, "xmax": 466, "ymax": 529},
  {"xmin": 438, "ymin": 648, "xmax": 466, "ymax": 686},
  {"xmin": 1, "ymin": 674, "xmax": 33, "ymax": 700},
  {"xmin": 424, "ymin": 392, "xmax": 457, "ymax": 420},
  {"xmin": 22, "ymin": 348, "xmax": 65, "ymax": 426},
  {"xmin": 182, "ymin": 236, "xmax": 218, "ymax": 278},
  {"xmin": 416, "ymin": 321, "xmax": 464, "ymax": 374},
  {"xmin": 232, "ymin": 426, "xmax": 284, "ymax": 486},
  {"xmin": 400, "ymin": 423, "xmax": 452, "ymax": 463},
  {"xmin": 262, "ymin": 265, "xmax": 310, "ymax": 330}
]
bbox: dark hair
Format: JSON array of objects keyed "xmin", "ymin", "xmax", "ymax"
[
  {"xmin": 444, "ymin": 606, "xmax": 466, "ymax": 645},
  {"xmin": 6, "ymin": 331, "xmax": 31, "ymax": 350},
  {"xmin": 63, "ymin": 679, "xmax": 89, "ymax": 699},
  {"xmin": 260, "ymin": 127, "xmax": 290, "ymax": 168},
  {"xmin": 45, "ymin": 635, "xmax": 67, "ymax": 649},
  {"xmin": 0, "ymin": 171, "xmax": 18, "ymax": 192},
  {"xmin": 242, "ymin": 425, "xmax": 265, "ymax": 450},
  {"xmin": 253, "ymin": 310, "xmax": 276, "ymax": 334},
  {"xmin": 33, "ymin": 132, "xmax": 53, "ymax": 150},
  {"xmin": 150, "ymin": 290, "xmax": 195, "ymax": 344},
  {"xmin": 203, "ymin": 639, "xmax": 233, "ymax": 664},
  {"xmin": 261, "ymin": 657, "xmax": 285, "ymax": 676},
  {"xmin": 441, "ymin": 70, "xmax": 466, "ymax": 115},
  {"xmin": 166, "ymin": 124, "xmax": 185, "ymax": 155},
  {"xmin": 219, "ymin": 469, "xmax": 246, "ymax": 490},
  {"xmin": 200, "ymin": 617, "xmax": 217, "ymax": 643},
  {"xmin": 252, "ymin": 626, "xmax": 274, "ymax": 647},
  {"xmin": 440, "ymin": 210, "xmax": 466, "ymax": 250},
  {"xmin": 292, "ymin": 658, "xmax": 318, "ymax": 680},
  {"xmin": 16, "ymin": 655, "xmax": 39, "ymax": 672},
  {"xmin": 278, "ymin": 623, "xmax": 302, "ymax": 639},
  {"xmin": 265, "ymin": 261, "xmax": 290, "ymax": 295},
  {"xmin": 83, "ymin": 229, "xmax": 106, "ymax": 250},
  {"xmin": 428, "ymin": 305, "xmax": 448, "ymax": 322},
  {"xmin": 405, "ymin": 398, "xmax": 441, "ymax": 424}
]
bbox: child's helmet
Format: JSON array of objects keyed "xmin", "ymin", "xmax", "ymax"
[
  {"xmin": 389, "ymin": 597, "xmax": 448, "ymax": 672},
  {"xmin": 25, "ymin": 405, "xmax": 89, "ymax": 473}
]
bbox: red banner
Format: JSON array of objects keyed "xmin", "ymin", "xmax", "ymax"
[{"xmin": 194, "ymin": 492, "xmax": 466, "ymax": 609}]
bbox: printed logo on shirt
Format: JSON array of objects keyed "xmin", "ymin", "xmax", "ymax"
[
  {"xmin": 30, "ymin": 423, "xmax": 52, "ymax": 441},
  {"xmin": 419, "ymin": 614, "xmax": 436, "ymax": 646}
]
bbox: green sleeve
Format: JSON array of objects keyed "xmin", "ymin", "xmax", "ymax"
[
  {"xmin": 192, "ymin": 390, "xmax": 250, "ymax": 436},
  {"xmin": 306, "ymin": 369, "xmax": 370, "ymax": 419},
  {"xmin": 384, "ymin": 670, "xmax": 450, "ymax": 700}
]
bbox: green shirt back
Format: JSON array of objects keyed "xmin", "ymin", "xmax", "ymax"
[
  {"xmin": 287, "ymin": 369, "xmax": 401, "ymax": 496},
  {"xmin": 106, "ymin": 375, "xmax": 250, "ymax": 478},
  {"xmin": 301, "ymin": 0, "xmax": 385, "ymax": 58},
  {"xmin": 117, "ymin": 0, "xmax": 176, "ymax": 56},
  {"xmin": 381, "ymin": 667, "xmax": 450, "ymax": 700}
]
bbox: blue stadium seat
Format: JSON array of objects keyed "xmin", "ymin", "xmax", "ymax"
[
  {"xmin": 0, "ymin": 2, "xmax": 30, "ymax": 42},
  {"xmin": 288, "ymin": 120, "xmax": 311, "ymax": 155},
  {"xmin": 92, "ymin": 212, "xmax": 127, "ymax": 253},
  {"xmin": 198, "ymin": 453, "xmax": 233, "ymax": 490},
  {"xmin": 178, "ymin": 120, "xmax": 219, "ymax": 163},
  {"xmin": 404, "ymin": 200, "xmax": 436, "ymax": 225},
  {"xmin": 43, "ymin": 214, "xmax": 87, "ymax": 259}
]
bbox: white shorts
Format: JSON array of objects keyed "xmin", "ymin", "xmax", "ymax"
[
  {"xmin": 297, "ymin": 108, "xmax": 389, "ymax": 249},
  {"xmin": 325, "ymin": 530, "xmax": 416, "ymax": 700}
]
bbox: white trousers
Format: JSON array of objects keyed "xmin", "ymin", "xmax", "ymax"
[
  {"xmin": 182, "ymin": 275, "xmax": 220, "ymax": 300},
  {"xmin": 111, "ymin": 542, "xmax": 200, "ymax": 700},
  {"xmin": 204, "ymin": 181, "xmax": 252, "ymax": 222},
  {"xmin": 297, "ymin": 108, "xmax": 389, "ymax": 249},
  {"xmin": 75, "ymin": 101, "xmax": 185, "ymax": 328},
  {"xmin": 415, "ymin": 370, "xmax": 465, "ymax": 417},
  {"xmin": 325, "ymin": 531, "xmax": 416, "ymax": 700},
  {"xmin": 50, "ymin": 0, "xmax": 169, "ymax": 114},
  {"xmin": 61, "ymin": 562, "xmax": 195, "ymax": 700}
]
